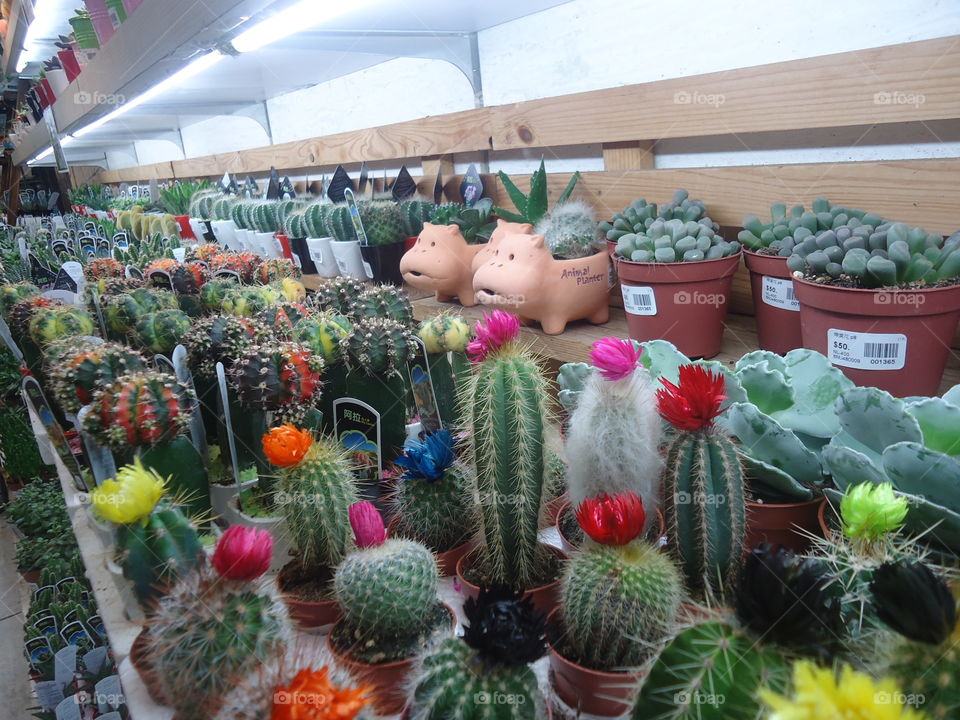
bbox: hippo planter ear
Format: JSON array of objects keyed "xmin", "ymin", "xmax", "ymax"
[{"xmin": 526, "ymin": 234, "xmax": 547, "ymax": 249}]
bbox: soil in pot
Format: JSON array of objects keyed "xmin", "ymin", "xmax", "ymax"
[
  {"xmin": 277, "ymin": 560, "xmax": 341, "ymax": 627},
  {"xmin": 745, "ymin": 497, "xmax": 825, "ymax": 553},
  {"xmin": 743, "ymin": 249, "xmax": 802, "ymax": 354},
  {"xmin": 547, "ymin": 609, "xmax": 644, "ymax": 717},
  {"xmin": 457, "ymin": 544, "xmax": 566, "ymax": 617},
  {"xmin": 328, "ymin": 603, "xmax": 454, "ymax": 715}
]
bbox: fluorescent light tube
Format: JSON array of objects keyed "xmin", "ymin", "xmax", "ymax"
[{"xmin": 232, "ymin": 0, "xmax": 380, "ymax": 53}]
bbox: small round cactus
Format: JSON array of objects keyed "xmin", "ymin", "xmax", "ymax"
[
  {"xmin": 46, "ymin": 339, "xmax": 145, "ymax": 413},
  {"xmin": 231, "ymin": 340, "xmax": 323, "ymax": 420},
  {"xmin": 134, "ymin": 309, "xmax": 193, "ymax": 354},
  {"xmin": 312, "ymin": 276, "xmax": 366, "ymax": 315},
  {"xmin": 535, "ymin": 200, "xmax": 599, "ymax": 259},
  {"xmin": 182, "ymin": 314, "xmax": 272, "ymax": 378},
  {"xmin": 29, "ymin": 305, "xmax": 96, "ymax": 346},
  {"xmin": 293, "ymin": 311, "xmax": 352, "ymax": 365},
  {"xmin": 257, "ymin": 302, "xmax": 310, "ymax": 340},
  {"xmin": 417, "ymin": 314, "xmax": 471, "ymax": 354},
  {"xmin": 103, "ymin": 288, "xmax": 179, "ymax": 335},
  {"xmin": 7, "ymin": 296, "xmax": 55, "ymax": 340},
  {"xmin": 86, "ymin": 257, "xmax": 124, "ymax": 280},
  {"xmin": 0, "ymin": 282, "xmax": 40, "ymax": 318},
  {"xmin": 349, "ymin": 285, "xmax": 413, "ymax": 326},
  {"xmin": 199, "ymin": 277, "xmax": 240, "ymax": 312},
  {"xmin": 257, "ymin": 257, "xmax": 301, "ymax": 284},
  {"xmin": 341, "ymin": 317, "xmax": 418, "ymax": 376},
  {"xmin": 358, "ymin": 199, "xmax": 403, "ymax": 246}
]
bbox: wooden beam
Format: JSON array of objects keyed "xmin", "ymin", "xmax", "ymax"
[{"xmin": 602, "ymin": 141, "xmax": 655, "ymax": 170}]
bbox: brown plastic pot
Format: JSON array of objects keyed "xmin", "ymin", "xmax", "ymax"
[
  {"xmin": 556, "ymin": 501, "xmax": 666, "ymax": 554},
  {"xmin": 818, "ymin": 499, "xmax": 838, "ymax": 541},
  {"xmin": 277, "ymin": 561, "xmax": 341, "ymax": 628},
  {"xmin": 543, "ymin": 492, "xmax": 568, "ymax": 529},
  {"xmin": 743, "ymin": 249, "xmax": 802, "ymax": 354},
  {"xmin": 745, "ymin": 497, "xmax": 825, "ymax": 553},
  {"xmin": 793, "ymin": 277, "xmax": 960, "ymax": 396},
  {"xmin": 547, "ymin": 609, "xmax": 644, "ymax": 717},
  {"xmin": 327, "ymin": 603, "xmax": 456, "ymax": 716},
  {"xmin": 616, "ymin": 253, "xmax": 741, "ymax": 358},
  {"xmin": 456, "ymin": 544, "xmax": 566, "ymax": 617},
  {"xmin": 129, "ymin": 627, "xmax": 169, "ymax": 706}
]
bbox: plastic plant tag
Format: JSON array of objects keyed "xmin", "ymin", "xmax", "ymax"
[
  {"xmin": 22, "ymin": 376, "xmax": 87, "ymax": 490},
  {"xmin": 392, "ymin": 166, "xmax": 417, "ymax": 201},
  {"xmin": 266, "ymin": 167, "xmax": 281, "ymax": 200},
  {"xmin": 28, "ymin": 252, "xmax": 57, "ymax": 289},
  {"xmin": 171, "ymin": 344, "xmax": 208, "ymax": 457},
  {"xmin": 125, "ymin": 265, "xmax": 143, "ymax": 280},
  {"xmin": 344, "ymin": 189, "xmax": 369, "ymax": 245},
  {"xmin": 334, "ymin": 398, "xmax": 382, "ymax": 500},
  {"xmin": 25, "ymin": 636, "xmax": 52, "ymax": 674},
  {"xmin": 327, "ymin": 165, "xmax": 354, "ymax": 203},
  {"xmin": 34, "ymin": 614, "xmax": 58, "ymax": 636},
  {"xmin": 460, "ymin": 164, "xmax": 483, "ymax": 207},
  {"xmin": 60, "ymin": 620, "xmax": 92, "ymax": 648},
  {"xmin": 216, "ymin": 362, "xmax": 244, "ymax": 490},
  {"xmin": 54, "ymin": 644, "xmax": 78, "ymax": 687},
  {"xmin": 34, "ymin": 681, "xmax": 63, "ymax": 712},
  {"xmin": 407, "ymin": 336, "xmax": 442, "ymax": 433},
  {"xmin": 0, "ymin": 316, "xmax": 24, "ymax": 361}
]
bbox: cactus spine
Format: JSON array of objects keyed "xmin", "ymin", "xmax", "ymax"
[
  {"xmin": 325, "ymin": 204, "xmax": 357, "ymax": 242},
  {"xmin": 535, "ymin": 199, "xmax": 599, "ymax": 259},
  {"xmin": 134, "ymin": 309, "xmax": 193, "ymax": 354},
  {"xmin": 358, "ymin": 199, "xmax": 404, "ymax": 246},
  {"xmin": 400, "ymin": 199, "xmax": 437, "ymax": 238},
  {"xmin": 349, "ymin": 285, "xmax": 414, "ymax": 326}
]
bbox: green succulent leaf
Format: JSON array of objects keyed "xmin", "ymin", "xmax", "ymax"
[
  {"xmin": 737, "ymin": 362, "xmax": 793, "ymax": 415},
  {"xmin": 883, "ymin": 441, "xmax": 960, "ymax": 511},
  {"xmin": 726, "ymin": 402, "xmax": 822, "ymax": 488},
  {"xmin": 525, "ymin": 159, "xmax": 548, "ymax": 224},
  {"xmin": 832, "ymin": 386, "xmax": 922, "ymax": 458},
  {"xmin": 908, "ymin": 397, "xmax": 960, "ymax": 455},
  {"xmin": 821, "ymin": 443, "xmax": 888, "ymax": 492}
]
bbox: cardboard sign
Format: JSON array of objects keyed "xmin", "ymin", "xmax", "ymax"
[
  {"xmin": 333, "ymin": 398, "xmax": 382, "ymax": 492},
  {"xmin": 407, "ymin": 337, "xmax": 442, "ymax": 433}
]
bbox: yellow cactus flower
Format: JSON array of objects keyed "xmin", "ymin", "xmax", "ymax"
[
  {"xmin": 761, "ymin": 661, "xmax": 926, "ymax": 720},
  {"xmin": 91, "ymin": 457, "xmax": 166, "ymax": 525},
  {"xmin": 841, "ymin": 482, "xmax": 908, "ymax": 541}
]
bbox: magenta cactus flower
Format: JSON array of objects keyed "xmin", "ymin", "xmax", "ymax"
[
  {"xmin": 466, "ymin": 310, "xmax": 521, "ymax": 362},
  {"xmin": 349, "ymin": 501, "xmax": 387, "ymax": 548},
  {"xmin": 590, "ymin": 337, "xmax": 643, "ymax": 381},
  {"xmin": 212, "ymin": 525, "xmax": 272, "ymax": 581}
]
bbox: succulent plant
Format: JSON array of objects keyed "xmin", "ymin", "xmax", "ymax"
[
  {"xmin": 560, "ymin": 491, "xmax": 683, "ymax": 670},
  {"xmin": 220, "ymin": 286, "xmax": 273, "ymax": 317},
  {"xmin": 417, "ymin": 314, "xmax": 472, "ymax": 426},
  {"xmin": 293, "ymin": 311, "xmax": 352, "ymax": 366},
  {"xmin": 438, "ymin": 198, "xmax": 497, "ymax": 243},
  {"xmin": 658, "ymin": 365, "xmax": 747, "ymax": 598},
  {"xmin": 257, "ymin": 302, "xmax": 310, "ymax": 340},
  {"xmin": 167, "ymin": 262, "xmax": 207, "ymax": 294},
  {"xmin": 820, "ymin": 384, "xmax": 960, "ymax": 555},
  {"xmin": 210, "ymin": 251, "xmax": 261, "ymax": 283},
  {"xmin": 312, "ymin": 276, "xmax": 365, "ymax": 315},
  {"xmin": 632, "ymin": 619, "xmax": 790, "ymax": 720},
  {"xmin": 786, "ymin": 220, "xmax": 960, "ymax": 288},
  {"xmin": 565, "ymin": 338, "xmax": 663, "ymax": 530},
  {"xmin": 28, "ymin": 305, "xmax": 96, "ymax": 346},
  {"xmin": 391, "ymin": 429, "xmax": 472, "ymax": 552},
  {"xmin": 182, "ymin": 314, "xmax": 272, "ymax": 378},
  {"xmin": 358, "ymin": 199, "xmax": 404, "ymax": 246},
  {"xmin": 341, "ymin": 317, "xmax": 417, "ymax": 376},
  {"xmin": 134, "ymin": 309, "xmax": 193, "ymax": 354},
  {"xmin": 349, "ymin": 285, "xmax": 414, "ymax": 326},
  {"xmin": 615, "ymin": 216, "xmax": 737, "ymax": 262},
  {"xmin": 600, "ymin": 190, "xmax": 713, "ymax": 241},
  {"xmin": 410, "ymin": 589, "xmax": 547, "ymax": 720},
  {"xmin": 103, "ymin": 287, "xmax": 179, "ymax": 335},
  {"xmin": 738, "ymin": 197, "xmax": 883, "ymax": 254},
  {"xmin": 429, "ymin": 202, "xmax": 463, "ymax": 226},
  {"xmin": 231, "ymin": 340, "xmax": 323, "ymax": 420},
  {"xmin": 325, "ymin": 204, "xmax": 357, "ymax": 242},
  {"xmin": 493, "ymin": 158, "xmax": 580, "ymax": 225},
  {"xmin": 556, "ymin": 361, "xmax": 592, "ymax": 415},
  {"xmin": 198, "ymin": 277, "xmax": 239, "ymax": 311},
  {"xmin": 83, "ymin": 370, "xmax": 194, "ymax": 449},
  {"xmin": 302, "ymin": 201, "xmax": 333, "ymax": 238},
  {"xmin": 46, "ymin": 339, "xmax": 145, "ymax": 414},
  {"xmin": 535, "ymin": 200, "xmax": 599, "ymax": 259},
  {"xmin": 87, "ymin": 257, "xmax": 125, "ymax": 280},
  {"xmin": 7, "ymin": 295, "xmax": 55, "ymax": 339},
  {"xmin": 400, "ymin": 198, "xmax": 437, "ymax": 238},
  {"xmin": 257, "ymin": 257, "xmax": 301, "ymax": 284},
  {"xmin": 462, "ymin": 311, "xmax": 554, "ymax": 590},
  {"xmin": 0, "ymin": 282, "xmax": 40, "ymax": 318}
]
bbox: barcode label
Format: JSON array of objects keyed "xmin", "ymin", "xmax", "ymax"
[
  {"xmin": 761, "ymin": 276, "xmax": 800, "ymax": 311},
  {"xmin": 828, "ymin": 329, "xmax": 906, "ymax": 370},
  {"xmin": 622, "ymin": 285, "xmax": 657, "ymax": 315}
]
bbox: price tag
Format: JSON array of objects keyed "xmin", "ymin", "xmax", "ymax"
[
  {"xmin": 361, "ymin": 260, "xmax": 374, "ymax": 279},
  {"xmin": 621, "ymin": 285, "xmax": 657, "ymax": 316},
  {"xmin": 762, "ymin": 276, "xmax": 800, "ymax": 311},
  {"xmin": 828, "ymin": 329, "xmax": 906, "ymax": 370}
]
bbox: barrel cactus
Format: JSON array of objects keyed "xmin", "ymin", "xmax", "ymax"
[
  {"xmin": 103, "ymin": 288, "xmax": 178, "ymax": 335},
  {"xmin": 257, "ymin": 257, "xmax": 301, "ymax": 284},
  {"xmin": 325, "ymin": 204, "xmax": 357, "ymax": 242},
  {"xmin": 231, "ymin": 340, "xmax": 323, "ymax": 420},
  {"xmin": 257, "ymin": 302, "xmax": 309, "ymax": 341},
  {"xmin": 210, "ymin": 251, "xmax": 260, "ymax": 283},
  {"xmin": 220, "ymin": 286, "xmax": 273, "ymax": 318},
  {"xmin": 87, "ymin": 257, "xmax": 124, "ymax": 280},
  {"xmin": 293, "ymin": 311, "xmax": 352, "ymax": 365},
  {"xmin": 134, "ymin": 309, "xmax": 193, "ymax": 354},
  {"xmin": 658, "ymin": 364, "xmax": 747, "ymax": 598},
  {"xmin": 535, "ymin": 200, "xmax": 599, "ymax": 259},
  {"xmin": 182, "ymin": 314, "xmax": 272, "ymax": 378},
  {"xmin": 342, "ymin": 317, "xmax": 417, "ymax": 376},
  {"xmin": 83, "ymin": 370, "xmax": 194, "ymax": 449},
  {"xmin": 198, "ymin": 277, "xmax": 239, "ymax": 312},
  {"xmin": 357, "ymin": 199, "xmax": 403, "ymax": 246},
  {"xmin": 7, "ymin": 295, "xmax": 55, "ymax": 340},
  {"xmin": 312, "ymin": 276, "xmax": 365, "ymax": 315},
  {"xmin": 0, "ymin": 282, "xmax": 40, "ymax": 318},
  {"xmin": 170, "ymin": 262, "xmax": 208, "ymax": 294},
  {"xmin": 29, "ymin": 305, "xmax": 96, "ymax": 345},
  {"xmin": 46, "ymin": 339, "xmax": 145, "ymax": 413},
  {"xmin": 349, "ymin": 285, "xmax": 414, "ymax": 326}
]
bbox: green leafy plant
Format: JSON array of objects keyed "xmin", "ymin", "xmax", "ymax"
[
  {"xmin": 6, "ymin": 480, "xmax": 67, "ymax": 537},
  {"xmin": 0, "ymin": 404, "xmax": 45, "ymax": 483},
  {"xmin": 160, "ymin": 180, "xmax": 213, "ymax": 216},
  {"xmin": 493, "ymin": 158, "xmax": 579, "ymax": 225}
]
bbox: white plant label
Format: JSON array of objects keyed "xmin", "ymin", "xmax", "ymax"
[
  {"xmin": 362, "ymin": 260, "xmax": 374, "ymax": 279},
  {"xmin": 761, "ymin": 276, "xmax": 800, "ymax": 311},
  {"xmin": 621, "ymin": 285, "xmax": 657, "ymax": 316},
  {"xmin": 828, "ymin": 329, "xmax": 906, "ymax": 370}
]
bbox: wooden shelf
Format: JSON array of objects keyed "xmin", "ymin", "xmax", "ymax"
[{"xmin": 411, "ymin": 296, "xmax": 960, "ymax": 394}]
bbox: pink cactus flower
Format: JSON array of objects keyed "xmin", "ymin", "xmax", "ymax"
[
  {"xmin": 466, "ymin": 310, "xmax": 521, "ymax": 363},
  {"xmin": 590, "ymin": 337, "xmax": 643, "ymax": 381},
  {"xmin": 212, "ymin": 525, "xmax": 272, "ymax": 581},
  {"xmin": 349, "ymin": 501, "xmax": 387, "ymax": 548}
]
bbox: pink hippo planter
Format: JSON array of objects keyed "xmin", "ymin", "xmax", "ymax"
[
  {"xmin": 471, "ymin": 219, "xmax": 534, "ymax": 272},
  {"xmin": 400, "ymin": 223, "xmax": 482, "ymax": 306},
  {"xmin": 473, "ymin": 233, "xmax": 612, "ymax": 335}
]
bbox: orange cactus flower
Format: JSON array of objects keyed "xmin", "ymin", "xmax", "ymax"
[
  {"xmin": 270, "ymin": 666, "xmax": 370, "ymax": 720},
  {"xmin": 262, "ymin": 424, "xmax": 313, "ymax": 467}
]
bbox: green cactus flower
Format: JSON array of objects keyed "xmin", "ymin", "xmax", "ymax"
[{"xmin": 841, "ymin": 482, "xmax": 909, "ymax": 542}]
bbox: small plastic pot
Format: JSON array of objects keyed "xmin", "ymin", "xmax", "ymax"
[
  {"xmin": 456, "ymin": 544, "xmax": 566, "ymax": 618},
  {"xmin": 743, "ymin": 249, "xmax": 802, "ymax": 354},
  {"xmin": 277, "ymin": 560, "xmax": 342, "ymax": 628},
  {"xmin": 360, "ymin": 240, "xmax": 406, "ymax": 285},
  {"xmin": 744, "ymin": 497, "xmax": 825, "ymax": 553}
]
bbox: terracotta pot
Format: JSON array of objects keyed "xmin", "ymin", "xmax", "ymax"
[
  {"xmin": 743, "ymin": 249, "xmax": 802, "ymax": 354},
  {"xmin": 472, "ymin": 219, "xmax": 534, "ymax": 271},
  {"xmin": 547, "ymin": 609, "xmax": 643, "ymax": 717},
  {"xmin": 400, "ymin": 224, "xmax": 481, "ymax": 306},
  {"xmin": 360, "ymin": 240, "xmax": 406, "ymax": 285},
  {"xmin": 745, "ymin": 497, "xmax": 825, "ymax": 553},
  {"xmin": 456, "ymin": 544, "xmax": 566, "ymax": 617},
  {"xmin": 129, "ymin": 627, "xmax": 168, "ymax": 706},
  {"xmin": 474, "ymin": 236, "xmax": 611, "ymax": 335},
  {"xmin": 556, "ymin": 501, "xmax": 666, "ymax": 554},
  {"xmin": 616, "ymin": 253, "xmax": 741, "ymax": 358},
  {"xmin": 793, "ymin": 277, "xmax": 960, "ymax": 396},
  {"xmin": 277, "ymin": 560, "xmax": 341, "ymax": 628},
  {"xmin": 21, "ymin": 568, "xmax": 41, "ymax": 584},
  {"xmin": 818, "ymin": 499, "xmax": 838, "ymax": 541},
  {"xmin": 543, "ymin": 492, "xmax": 568, "ymax": 528},
  {"xmin": 328, "ymin": 604, "xmax": 456, "ymax": 715}
]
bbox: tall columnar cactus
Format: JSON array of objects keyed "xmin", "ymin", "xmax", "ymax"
[
  {"xmin": 333, "ymin": 503, "xmax": 441, "ymax": 661},
  {"xmin": 144, "ymin": 527, "xmax": 289, "ymax": 720},
  {"xmin": 535, "ymin": 199, "xmax": 599, "ymax": 259},
  {"xmin": 417, "ymin": 314, "xmax": 472, "ymax": 427},
  {"xmin": 462, "ymin": 311, "xmax": 553, "ymax": 590},
  {"xmin": 565, "ymin": 338, "xmax": 663, "ymax": 531},
  {"xmin": 257, "ymin": 302, "xmax": 309, "ymax": 340},
  {"xmin": 349, "ymin": 285, "xmax": 414, "ymax": 326},
  {"xmin": 312, "ymin": 276, "xmax": 365, "ymax": 315},
  {"xmin": 181, "ymin": 314, "xmax": 272, "ymax": 378},
  {"xmin": 83, "ymin": 371, "xmax": 194, "ymax": 450},
  {"xmin": 231, "ymin": 341, "xmax": 323, "ymax": 420},
  {"xmin": 358, "ymin": 199, "xmax": 403, "ymax": 246},
  {"xmin": 29, "ymin": 305, "xmax": 96, "ymax": 345},
  {"xmin": 392, "ymin": 429, "xmax": 472, "ymax": 552},
  {"xmin": 134, "ymin": 309, "xmax": 193, "ymax": 354},
  {"xmin": 560, "ymin": 491, "xmax": 683, "ymax": 670},
  {"xmin": 632, "ymin": 619, "xmax": 790, "ymax": 719},
  {"xmin": 46, "ymin": 339, "xmax": 145, "ymax": 414},
  {"xmin": 92, "ymin": 458, "xmax": 201, "ymax": 605},
  {"xmin": 657, "ymin": 364, "xmax": 746, "ymax": 598},
  {"xmin": 400, "ymin": 198, "xmax": 437, "ymax": 238},
  {"xmin": 264, "ymin": 426, "xmax": 358, "ymax": 569},
  {"xmin": 325, "ymin": 204, "xmax": 357, "ymax": 242},
  {"xmin": 257, "ymin": 257, "xmax": 301, "ymax": 284},
  {"xmin": 103, "ymin": 288, "xmax": 179, "ymax": 336},
  {"xmin": 411, "ymin": 589, "xmax": 547, "ymax": 720}
]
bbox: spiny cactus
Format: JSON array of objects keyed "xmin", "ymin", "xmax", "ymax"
[
  {"xmin": 29, "ymin": 305, "xmax": 96, "ymax": 346},
  {"xmin": 410, "ymin": 589, "xmax": 547, "ymax": 720},
  {"xmin": 83, "ymin": 371, "xmax": 194, "ymax": 449},
  {"xmin": 293, "ymin": 311, "xmax": 352, "ymax": 365},
  {"xmin": 535, "ymin": 200, "xmax": 599, "ymax": 259},
  {"xmin": 417, "ymin": 314, "xmax": 474, "ymax": 427},
  {"xmin": 220, "ymin": 286, "xmax": 273, "ymax": 318},
  {"xmin": 560, "ymin": 492, "xmax": 683, "ymax": 670},
  {"xmin": 325, "ymin": 204, "xmax": 357, "ymax": 242},
  {"xmin": 257, "ymin": 302, "xmax": 310, "ymax": 340},
  {"xmin": 199, "ymin": 277, "xmax": 239, "ymax": 312},
  {"xmin": 303, "ymin": 202, "xmax": 333, "ymax": 238},
  {"xmin": 269, "ymin": 277, "xmax": 307, "ymax": 303},
  {"xmin": 658, "ymin": 365, "xmax": 747, "ymax": 598},
  {"xmin": 7, "ymin": 295, "xmax": 55, "ymax": 339},
  {"xmin": 400, "ymin": 198, "xmax": 437, "ymax": 238},
  {"xmin": 342, "ymin": 317, "xmax": 418, "ymax": 376},
  {"xmin": 358, "ymin": 199, "xmax": 403, "ymax": 246},
  {"xmin": 257, "ymin": 257, "xmax": 301, "ymax": 284},
  {"xmin": 312, "ymin": 276, "xmax": 365, "ymax": 315},
  {"xmin": 231, "ymin": 340, "xmax": 323, "ymax": 420},
  {"xmin": 134, "ymin": 309, "xmax": 193, "ymax": 354},
  {"xmin": 738, "ymin": 197, "xmax": 883, "ymax": 254},
  {"xmin": 209, "ymin": 251, "xmax": 260, "ymax": 283},
  {"xmin": 349, "ymin": 285, "xmax": 414, "ymax": 326},
  {"xmin": 631, "ymin": 619, "xmax": 790, "ymax": 719},
  {"xmin": 391, "ymin": 429, "xmax": 472, "ymax": 552},
  {"xmin": 333, "ymin": 503, "xmax": 441, "ymax": 662},
  {"xmin": 146, "ymin": 259, "xmax": 207, "ymax": 294},
  {"xmin": 182, "ymin": 314, "xmax": 272, "ymax": 378},
  {"xmin": 46, "ymin": 339, "xmax": 145, "ymax": 413},
  {"xmin": 103, "ymin": 288, "xmax": 178, "ymax": 335},
  {"xmin": 462, "ymin": 311, "xmax": 554, "ymax": 590},
  {"xmin": 0, "ymin": 282, "xmax": 40, "ymax": 318},
  {"xmin": 429, "ymin": 202, "xmax": 462, "ymax": 226},
  {"xmin": 87, "ymin": 257, "xmax": 124, "ymax": 280},
  {"xmin": 96, "ymin": 276, "xmax": 143, "ymax": 296}
]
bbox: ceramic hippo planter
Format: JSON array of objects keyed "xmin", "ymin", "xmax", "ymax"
[
  {"xmin": 400, "ymin": 223, "xmax": 481, "ymax": 306},
  {"xmin": 471, "ymin": 219, "xmax": 534, "ymax": 272},
  {"xmin": 473, "ymin": 233, "xmax": 612, "ymax": 335}
]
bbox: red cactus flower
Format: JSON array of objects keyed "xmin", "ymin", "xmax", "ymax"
[
  {"xmin": 349, "ymin": 501, "xmax": 387, "ymax": 548},
  {"xmin": 656, "ymin": 364, "xmax": 727, "ymax": 431},
  {"xmin": 575, "ymin": 491, "xmax": 646, "ymax": 546},
  {"xmin": 467, "ymin": 310, "xmax": 521, "ymax": 363},
  {"xmin": 212, "ymin": 525, "xmax": 272, "ymax": 581},
  {"xmin": 590, "ymin": 337, "xmax": 643, "ymax": 381}
]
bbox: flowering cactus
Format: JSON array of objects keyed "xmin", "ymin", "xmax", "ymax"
[{"xmin": 212, "ymin": 525, "xmax": 273, "ymax": 581}]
